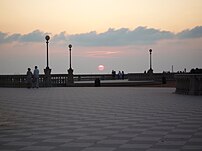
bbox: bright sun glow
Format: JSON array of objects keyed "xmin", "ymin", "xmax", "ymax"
[{"xmin": 98, "ymin": 65, "xmax": 105, "ymax": 71}]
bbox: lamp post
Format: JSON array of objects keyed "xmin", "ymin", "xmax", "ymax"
[
  {"xmin": 149, "ymin": 49, "xmax": 152, "ymax": 70},
  {"xmin": 148, "ymin": 49, "xmax": 153, "ymax": 74},
  {"xmin": 67, "ymin": 44, "xmax": 74, "ymax": 85},
  {"xmin": 44, "ymin": 35, "xmax": 51, "ymax": 87},
  {"xmin": 45, "ymin": 35, "xmax": 50, "ymax": 69},
  {"xmin": 69, "ymin": 44, "xmax": 72, "ymax": 69}
]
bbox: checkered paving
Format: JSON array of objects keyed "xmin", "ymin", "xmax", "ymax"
[{"xmin": 0, "ymin": 87, "xmax": 202, "ymax": 151}]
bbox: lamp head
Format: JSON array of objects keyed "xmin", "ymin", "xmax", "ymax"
[
  {"xmin": 45, "ymin": 35, "xmax": 50, "ymax": 41},
  {"xmin": 68, "ymin": 44, "xmax": 72, "ymax": 49}
]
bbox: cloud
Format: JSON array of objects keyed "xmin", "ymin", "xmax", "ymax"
[
  {"xmin": 7, "ymin": 33, "xmax": 21, "ymax": 42},
  {"xmin": 69, "ymin": 27, "xmax": 174, "ymax": 46},
  {"xmin": 177, "ymin": 26, "xmax": 202, "ymax": 39},
  {"xmin": 19, "ymin": 30, "xmax": 46, "ymax": 42},
  {"xmin": 0, "ymin": 32, "xmax": 8, "ymax": 44},
  {"xmin": 0, "ymin": 32, "xmax": 21, "ymax": 44},
  {"xmin": 0, "ymin": 30, "xmax": 46, "ymax": 44},
  {"xmin": 52, "ymin": 31, "xmax": 68, "ymax": 42},
  {"xmin": 0, "ymin": 26, "xmax": 202, "ymax": 46}
]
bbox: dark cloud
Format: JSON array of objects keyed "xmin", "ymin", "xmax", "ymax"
[{"xmin": 0, "ymin": 26, "xmax": 202, "ymax": 46}]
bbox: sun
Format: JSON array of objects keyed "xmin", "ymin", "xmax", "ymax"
[{"xmin": 98, "ymin": 65, "xmax": 105, "ymax": 71}]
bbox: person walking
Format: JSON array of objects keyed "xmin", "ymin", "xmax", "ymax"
[
  {"xmin": 33, "ymin": 66, "xmax": 39, "ymax": 88},
  {"xmin": 26, "ymin": 68, "xmax": 32, "ymax": 88}
]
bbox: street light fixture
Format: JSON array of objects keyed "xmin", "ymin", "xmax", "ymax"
[
  {"xmin": 68, "ymin": 44, "xmax": 72, "ymax": 69},
  {"xmin": 147, "ymin": 48, "xmax": 153, "ymax": 74},
  {"xmin": 45, "ymin": 35, "xmax": 50, "ymax": 69},
  {"xmin": 44, "ymin": 35, "xmax": 51, "ymax": 87},
  {"xmin": 149, "ymin": 49, "xmax": 152, "ymax": 70},
  {"xmin": 67, "ymin": 44, "xmax": 74, "ymax": 85}
]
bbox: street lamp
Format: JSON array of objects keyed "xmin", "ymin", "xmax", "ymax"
[
  {"xmin": 45, "ymin": 35, "xmax": 50, "ymax": 69},
  {"xmin": 44, "ymin": 35, "xmax": 51, "ymax": 87},
  {"xmin": 67, "ymin": 44, "xmax": 74, "ymax": 85},
  {"xmin": 147, "ymin": 49, "xmax": 153, "ymax": 74},
  {"xmin": 149, "ymin": 49, "xmax": 152, "ymax": 70},
  {"xmin": 68, "ymin": 44, "xmax": 72, "ymax": 69}
]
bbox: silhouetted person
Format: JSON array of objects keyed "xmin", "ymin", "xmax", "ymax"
[
  {"xmin": 95, "ymin": 78, "xmax": 101, "ymax": 87},
  {"xmin": 122, "ymin": 71, "xmax": 125, "ymax": 80},
  {"xmin": 33, "ymin": 66, "xmax": 39, "ymax": 88},
  {"xmin": 112, "ymin": 70, "xmax": 116, "ymax": 79},
  {"xmin": 118, "ymin": 71, "xmax": 121, "ymax": 80},
  {"xmin": 26, "ymin": 68, "xmax": 32, "ymax": 88}
]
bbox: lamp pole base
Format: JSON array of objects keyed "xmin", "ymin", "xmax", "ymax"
[
  {"xmin": 44, "ymin": 67, "xmax": 51, "ymax": 87},
  {"xmin": 67, "ymin": 68, "xmax": 74, "ymax": 86}
]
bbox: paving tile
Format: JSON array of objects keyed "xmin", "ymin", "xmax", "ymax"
[
  {"xmin": 147, "ymin": 149, "xmax": 180, "ymax": 151},
  {"xmin": 120, "ymin": 143, "xmax": 153, "ymax": 149},
  {"xmin": 81, "ymin": 147, "xmax": 115, "ymax": 151},
  {"xmin": 182, "ymin": 145, "xmax": 202, "ymax": 150},
  {"xmin": 4, "ymin": 141, "xmax": 36, "ymax": 146},
  {"xmin": 98, "ymin": 139, "xmax": 128, "ymax": 145},
  {"xmin": 42, "ymin": 138, "xmax": 73, "ymax": 143},
  {"xmin": 52, "ymin": 146, "xmax": 84, "ymax": 151},
  {"xmin": 156, "ymin": 140, "xmax": 186, "ymax": 145},
  {"xmin": 78, "ymin": 136, "xmax": 107, "ymax": 141},
  {"xmin": 20, "ymin": 146, "xmax": 55, "ymax": 151},
  {"xmin": 132, "ymin": 136, "xmax": 162, "ymax": 141},
  {"xmin": 61, "ymin": 142, "xmax": 93, "ymax": 147}
]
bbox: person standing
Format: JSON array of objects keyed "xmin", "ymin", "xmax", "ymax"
[
  {"xmin": 26, "ymin": 68, "xmax": 32, "ymax": 88},
  {"xmin": 112, "ymin": 70, "xmax": 116, "ymax": 79},
  {"xmin": 122, "ymin": 71, "xmax": 125, "ymax": 80},
  {"xmin": 33, "ymin": 66, "xmax": 39, "ymax": 88},
  {"xmin": 118, "ymin": 71, "xmax": 121, "ymax": 80}
]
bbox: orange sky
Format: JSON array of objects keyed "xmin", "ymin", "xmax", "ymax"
[{"xmin": 1, "ymin": 0, "xmax": 202, "ymax": 34}]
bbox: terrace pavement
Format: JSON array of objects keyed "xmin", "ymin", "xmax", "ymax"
[{"xmin": 0, "ymin": 87, "xmax": 202, "ymax": 151}]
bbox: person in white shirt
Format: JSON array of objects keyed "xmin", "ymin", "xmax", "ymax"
[{"xmin": 33, "ymin": 66, "xmax": 39, "ymax": 88}]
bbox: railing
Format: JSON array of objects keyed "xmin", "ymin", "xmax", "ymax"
[
  {"xmin": 175, "ymin": 74, "xmax": 202, "ymax": 95},
  {"xmin": 0, "ymin": 74, "xmax": 127, "ymax": 87},
  {"xmin": 50, "ymin": 74, "xmax": 67, "ymax": 87},
  {"xmin": 0, "ymin": 75, "xmax": 27, "ymax": 87},
  {"xmin": 128, "ymin": 73, "xmax": 175, "ymax": 81},
  {"xmin": 0, "ymin": 73, "xmax": 177, "ymax": 88}
]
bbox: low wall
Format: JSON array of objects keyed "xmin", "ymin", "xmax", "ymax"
[
  {"xmin": 175, "ymin": 74, "xmax": 202, "ymax": 95},
  {"xmin": 0, "ymin": 74, "xmax": 127, "ymax": 87},
  {"xmin": 128, "ymin": 73, "xmax": 175, "ymax": 81},
  {"xmin": 0, "ymin": 73, "xmax": 176, "ymax": 88}
]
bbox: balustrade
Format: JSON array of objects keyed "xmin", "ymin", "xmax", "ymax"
[
  {"xmin": 128, "ymin": 73, "xmax": 175, "ymax": 81},
  {"xmin": 175, "ymin": 74, "xmax": 202, "ymax": 95},
  {"xmin": 0, "ymin": 73, "xmax": 126, "ymax": 87}
]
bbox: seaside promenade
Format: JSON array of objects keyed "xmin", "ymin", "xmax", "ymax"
[{"xmin": 0, "ymin": 87, "xmax": 202, "ymax": 151}]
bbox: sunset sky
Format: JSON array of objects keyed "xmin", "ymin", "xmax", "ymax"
[{"xmin": 0, "ymin": 0, "xmax": 202, "ymax": 74}]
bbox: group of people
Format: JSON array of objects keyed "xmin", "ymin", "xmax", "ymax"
[
  {"xmin": 112, "ymin": 70, "xmax": 125, "ymax": 80},
  {"xmin": 26, "ymin": 66, "xmax": 39, "ymax": 88}
]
